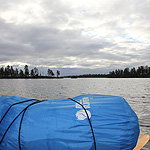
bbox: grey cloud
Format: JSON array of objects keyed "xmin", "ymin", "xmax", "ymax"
[
  {"xmin": 0, "ymin": 17, "xmax": 145, "ymax": 69},
  {"xmin": 0, "ymin": 0, "xmax": 150, "ymax": 75}
]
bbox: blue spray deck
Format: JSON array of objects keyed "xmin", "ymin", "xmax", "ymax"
[{"xmin": 0, "ymin": 94, "xmax": 139, "ymax": 150}]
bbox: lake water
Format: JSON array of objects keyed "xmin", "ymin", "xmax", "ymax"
[{"xmin": 0, "ymin": 78, "xmax": 150, "ymax": 149}]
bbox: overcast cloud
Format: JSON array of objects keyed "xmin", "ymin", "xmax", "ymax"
[{"xmin": 0, "ymin": 0, "xmax": 150, "ymax": 75}]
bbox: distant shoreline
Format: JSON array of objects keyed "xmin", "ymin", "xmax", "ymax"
[
  {"xmin": 1, "ymin": 65, "xmax": 150, "ymax": 79},
  {"xmin": 0, "ymin": 75, "xmax": 150, "ymax": 79},
  {"xmin": 0, "ymin": 76, "xmax": 63, "ymax": 79}
]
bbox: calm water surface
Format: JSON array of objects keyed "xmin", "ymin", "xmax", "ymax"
[{"xmin": 0, "ymin": 78, "xmax": 150, "ymax": 149}]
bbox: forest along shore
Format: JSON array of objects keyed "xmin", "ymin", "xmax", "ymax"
[{"xmin": 0, "ymin": 65, "xmax": 150, "ymax": 78}]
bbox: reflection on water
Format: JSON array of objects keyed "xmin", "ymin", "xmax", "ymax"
[{"xmin": 0, "ymin": 78, "xmax": 150, "ymax": 149}]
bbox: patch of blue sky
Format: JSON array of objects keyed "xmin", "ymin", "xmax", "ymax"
[
  {"xmin": 116, "ymin": 30, "xmax": 123, "ymax": 33},
  {"xmin": 121, "ymin": 34, "xmax": 150, "ymax": 44},
  {"xmin": 144, "ymin": 41, "xmax": 150, "ymax": 44},
  {"xmin": 84, "ymin": 32, "xmax": 91, "ymax": 36},
  {"xmin": 82, "ymin": 32, "xmax": 98, "ymax": 38},
  {"xmin": 80, "ymin": 9, "xmax": 86, "ymax": 13}
]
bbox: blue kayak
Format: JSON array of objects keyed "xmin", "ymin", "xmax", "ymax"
[{"xmin": 0, "ymin": 94, "xmax": 139, "ymax": 150}]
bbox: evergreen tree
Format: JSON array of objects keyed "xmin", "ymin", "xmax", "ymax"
[
  {"xmin": 30, "ymin": 69, "xmax": 35, "ymax": 77},
  {"xmin": 24, "ymin": 65, "xmax": 29, "ymax": 77},
  {"xmin": 130, "ymin": 67, "xmax": 136, "ymax": 77},
  {"xmin": 14, "ymin": 68, "xmax": 19, "ymax": 77},
  {"xmin": 124, "ymin": 68, "xmax": 130, "ymax": 77},
  {"xmin": 0, "ymin": 67, "xmax": 4, "ymax": 77},
  {"xmin": 33, "ymin": 67, "xmax": 39, "ymax": 77},
  {"xmin": 5, "ymin": 65, "xmax": 11, "ymax": 77},
  {"xmin": 47, "ymin": 69, "xmax": 54, "ymax": 77},
  {"xmin": 57, "ymin": 70, "xmax": 60, "ymax": 78},
  {"xmin": 145, "ymin": 65, "xmax": 149, "ymax": 74},
  {"xmin": 10, "ymin": 66, "xmax": 14, "ymax": 77},
  {"xmin": 30, "ymin": 67, "xmax": 39, "ymax": 77},
  {"xmin": 19, "ymin": 69, "xmax": 24, "ymax": 77}
]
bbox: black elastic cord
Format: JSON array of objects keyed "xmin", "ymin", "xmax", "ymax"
[
  {"xmin": 0, "ymin": 99, "xmax": 38, "ymax": 124},
  {"xmin": 19, "ymin": 108, "xmax": 27, "ymax": 150},
  {"xmin": 18, "ymin": 100, "xmax": 45, "ymax": 150},
  {"xmin": 68, "ymin": 98, "xmax": 96, "ymax": 150},
  {"xmin": 0, "ymin": 100, "xmax": 40, "ymax": 145}
]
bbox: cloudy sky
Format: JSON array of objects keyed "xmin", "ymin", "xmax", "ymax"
[{"xmin": 0, "ymin": 0, "xmax": 150, "ymax": 76}]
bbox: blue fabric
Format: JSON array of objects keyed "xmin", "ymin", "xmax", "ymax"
[{"xmin": 0, "ymin": 94, "xmax": 139, "ymax": 150}]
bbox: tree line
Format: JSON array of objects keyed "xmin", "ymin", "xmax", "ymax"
[
  {"xmin": 109, "ymin": 65, "xmax": 150, "ymax": 78},
  {"xmin": 0, "ymin": 64, "xmax": 150, "ymax": 78},
  {"xmin": 65, "ymin": 65, "xmax": 150, "ymax": 78},
  {"xmin": 0, "ymin": 65, "xmax": 60, "ymax": 78}
]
